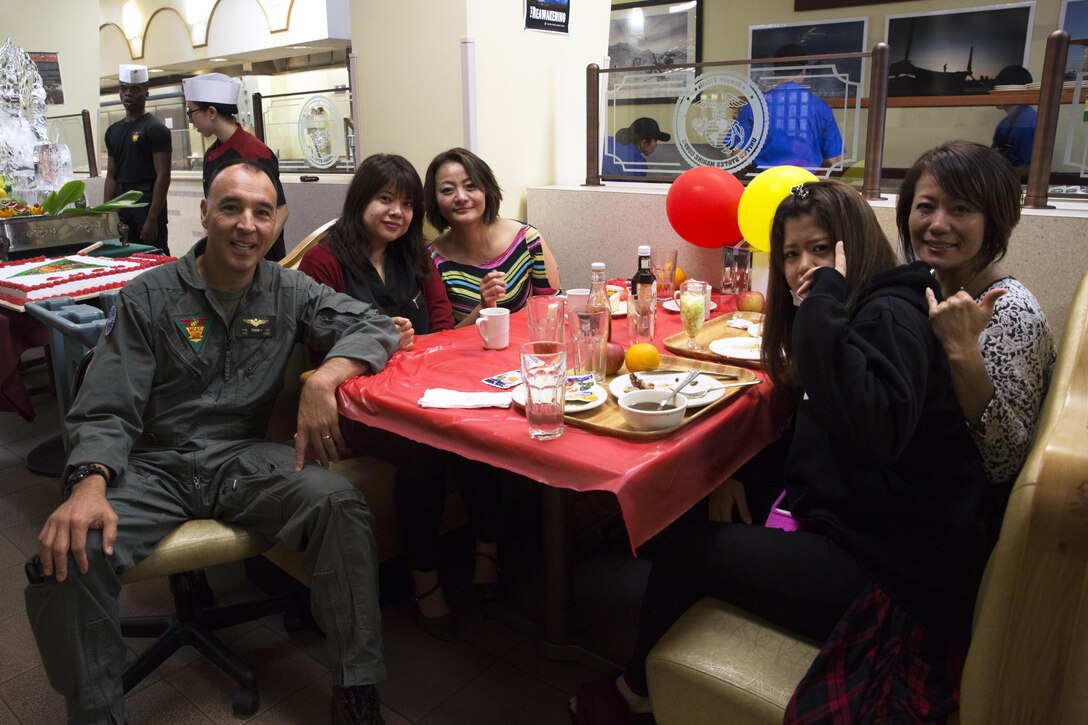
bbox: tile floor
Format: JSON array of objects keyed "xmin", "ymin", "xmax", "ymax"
[{"xmin": 0, "ymin": 353, "xmax": 651, "ymax": 724}]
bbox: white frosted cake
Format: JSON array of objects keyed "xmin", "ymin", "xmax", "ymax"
[{"xmin": 0, "ymin": 254, "xmax": 174, "ymax": 311}]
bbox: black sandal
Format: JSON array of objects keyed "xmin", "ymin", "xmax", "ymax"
[
  {"xmin": 472, "ymin": 549, "xmax": 502, "ymax": 602},
  {"xmin": 412, "ymin": 581, "xmax": 456, "ymax": 642}
]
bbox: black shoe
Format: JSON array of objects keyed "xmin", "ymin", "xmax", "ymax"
[
  {"xmin": 412, "ymin": 582, "xmax": 456, "ymax": 642},
  {"xmin": 332, "ymin": 684, "xmax": 385, "ymax": 725},
  {"xmin": 472, "ymin": 550, "xmax": 502, "ymax": 602}
]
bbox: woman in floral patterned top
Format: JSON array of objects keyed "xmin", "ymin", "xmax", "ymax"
[
  {"xmin": 424, "ymin": 148, "xmax": 560, "ymax": 325},
  {"xmin": 897, "ymin": 141, "xmax": 1056, "ymax": 530}
]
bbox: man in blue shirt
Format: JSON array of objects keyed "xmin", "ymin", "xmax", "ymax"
[
  {"xmin": 602, "ymin": 117, "xmax": 670, "ymax": 177},
  {"xmin": 991, "ymin": 66, "xmax": 1036, "ymax": 179},
  {"xmin": 735, "ymin": 44, "xmax": 843, "ymax": 170}
]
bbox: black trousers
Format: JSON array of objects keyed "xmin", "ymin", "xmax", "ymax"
[
  {"xmin": 118, "ymin": 204, "xmax": 168, "ymax": 254},
  {"xmin": 623, "ymin": 519, "xmax": 872, "ymax": 697}
]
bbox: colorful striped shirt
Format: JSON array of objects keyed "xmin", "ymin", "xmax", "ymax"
[{"xmin": 430, "ymin": 224, "xmax": 555, "ymax": 322}]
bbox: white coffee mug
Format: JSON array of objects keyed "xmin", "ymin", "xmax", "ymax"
[
  {"xmin": 475, "ymin": 307, "xmax": 510, "ymax": 350},
  {"xmin": 564, "ymin": 288, "xmax": 590, "ymax": 309}
]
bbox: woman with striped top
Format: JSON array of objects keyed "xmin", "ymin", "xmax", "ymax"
[{"xmin": 424, "ymin": 148, "xmax": 561, "ymax": 326}]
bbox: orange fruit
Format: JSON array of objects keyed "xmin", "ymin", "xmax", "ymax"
[
  {"xmin": 674, "ymin": 266, "xmax": 687, "ymax": 286},
  {"xmin": 625, "ymin": 343, "xmax": 661, "ymax": 373}
]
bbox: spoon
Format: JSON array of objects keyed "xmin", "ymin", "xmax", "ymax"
[{"xmin": 658, "ymin": 370, "xmax": 700, "ymax": 410}]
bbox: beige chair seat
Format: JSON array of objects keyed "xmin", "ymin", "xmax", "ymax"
[{"xmin": 119, "ymin": 519, "xmax": 273, "ymax": 585}]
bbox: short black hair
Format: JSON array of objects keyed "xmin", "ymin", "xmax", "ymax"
[
  {"xmin": 192, "ymin": 101, "xmax": 239, "ymax": 119},
  {"xmin": 424, "ymin": 148, "xmax": 504, "ymax": 231}
]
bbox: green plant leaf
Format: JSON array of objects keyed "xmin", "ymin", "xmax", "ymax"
[
  {"xmin": 42, "ymin": 180, "xmax": 86, "ymax": 216},
  {"xmin": 59, "ymin": 190, "xmax": 148, "ymax": 215}
]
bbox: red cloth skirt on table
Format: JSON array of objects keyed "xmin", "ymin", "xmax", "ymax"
[{"xmin": 0, "ymin": 308, "xmax": 49, "ymax": 421}]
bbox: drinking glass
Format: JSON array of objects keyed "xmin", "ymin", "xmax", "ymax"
[
  {"xmin": 519, "ymin": 341, "xmax": 567, "ymax": 440},
  {"xmin": 527, "ymin": 295, "xmax": 566, "ymax": 342},
  {"xmin": 678, "ymin": 280, "xmax": 708, "ymax": 350},
  {"xmin": 649, "ymin": 248, "xmax": 678, "ymax": 301},
  {"xmin": 721, "ymin": 245, "xmax": 752, "ymax": 294},
  {"xmin": 568, "ymin": 305, "xmax": 608, "ymax": 385}
]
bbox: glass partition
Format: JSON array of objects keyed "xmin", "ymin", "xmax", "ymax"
[
  {"xmin": 256, "ymin": 88, "xmax": 355, "ymax": 173},
  {"xmin": 45, "ymin": 113, "xmax": 93, "ymax": 175},
  {"xmin": 99, "ymin": 90, "xmax": 193, "ymax": 174},
  {"xmin": 1057, "ymin": 70, "xmax": 1088, "ymax": 195}
]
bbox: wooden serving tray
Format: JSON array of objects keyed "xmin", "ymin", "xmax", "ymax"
[
  {"xmin": 663, "ymin": 310, "xmax": 764, "ymax": 365},
  {"xmin": 561, "ymin": 355, "xmax": 761, "ymax": 440}
]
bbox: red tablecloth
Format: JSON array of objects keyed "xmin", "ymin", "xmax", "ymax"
[
  {"xmin": 338, "ymin": 296, "xmax": 795, "ymax": 551},
  {"xmin": 0, "ymin": 308, "xmax": 48, "ymax": 421}
]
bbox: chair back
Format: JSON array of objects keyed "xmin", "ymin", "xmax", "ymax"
[
  {"xmin": 279, "ymin": 218, "xmax": 337, "ymax": 270},
  {"xmin": 959, "ymin": 270, "xmax": 1088, "ymax": 724}
]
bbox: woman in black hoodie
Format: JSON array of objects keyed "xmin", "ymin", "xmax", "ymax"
[{"xmin": 572, "ymin": 180, "xmax": 990, "ymax": 725}]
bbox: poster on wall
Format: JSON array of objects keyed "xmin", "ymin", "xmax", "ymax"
[
  {"xmin": 608, "ymin": 0, "xmax": 702, "ymax": 103},
  {"xmin": 28, "ymin": 52, "xmax": 64, "ymax": 105},
  {"xmin": 526, "ymin": 0, "xmax": 570, "ymax": 34},
  {"xmin": 884, "ymin": 3, "xmax": 1035, "ymax": 96},
  {"xmin": 1061, "ymin": 0, "xmax": 1088, "ymax": 79},
  {"xmin": 749, "ymin": 18, "xmax": 867, "ymax": 99}
]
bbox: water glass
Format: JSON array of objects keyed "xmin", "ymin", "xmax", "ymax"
[
  {"xmin": 627, "ymin": 295, "xmax": 656, "ymax": 345},
  {"xmin": 519, "ymin": 341, "xmax": 567, "ymax": 440},
  {"xmin": 527, "ymin": 295, "xmax": 566, "ymax": 342},
  {"xmin": 721, "ymin": 245, "xmax": 752, "ymax": 294},
  {"xmin": 568, "ymin": 306, "xmax": 608, "ymax": 385},
  {"xmin": 649, "ymin": 248, "xmax": 678, "ymax": 300}
]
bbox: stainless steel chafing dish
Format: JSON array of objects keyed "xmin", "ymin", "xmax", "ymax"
[{"xmin": 0, "ymin": 212, "xmax": 124, "ymax": 260}]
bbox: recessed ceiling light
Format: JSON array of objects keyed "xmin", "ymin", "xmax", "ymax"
[
  {"xmin": 210, "ymin": 57, "xmax": 229, "ymax": 62},
  {"xmin": 148, "ymin": 68, "xmax": 164, "ymax": 73},
  {"xmin": 287, "ymin": 45, "xmax": 310, "ymax": 50}
]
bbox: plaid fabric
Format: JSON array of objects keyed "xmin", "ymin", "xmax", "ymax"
[{"xmin": 784, "ymin": 584, "xmax": 966, "ymax": 725}]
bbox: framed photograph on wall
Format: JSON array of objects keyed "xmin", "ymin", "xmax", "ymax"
[
  {"xmin": 749, "ymin": 18, "xmax": 867, "ymax": 99},
  {"xmin": 884, "ymin": 3, "xmax": 1035, "ymax": 96},
  {"xmin": 1060, "ymin": 0, "xmax": 1088, "ymax": 80},
  {"xmin": 607, "ymin": 0, "xmax": 702, "ymax": 103}
]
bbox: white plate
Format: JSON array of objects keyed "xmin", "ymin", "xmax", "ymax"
[
  {"xmin": 607, "ymin": 372, "xmax": 726, "ymax": 409},
  {"xmin": 607, "ymin": 285, "xmax": 627, "ymax": 317},
  {"xmin": 993, "ymin": 84, "xmax": 1027, "ymax": 91},
  {"xmin": 511, "ymin": 381, "xmax": 608, "ymax": 413},
  {"xmin": 709, "ymin": 336, "xmax": 763, "ymax": 362},
  {"xmin": 661, "ymin": 298, "xmax": 718, "ymax": 313}
]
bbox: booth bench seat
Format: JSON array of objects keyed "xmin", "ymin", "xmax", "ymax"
[{"xmin": 646, "ymin": 270, "xmax": 1088, "ymax": 725}]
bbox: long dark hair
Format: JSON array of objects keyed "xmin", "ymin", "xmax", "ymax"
[
  {"xmin": 896, "ymin": 140, "xmax": 1021, "ymax": 279},
  {"xmin": 762, "ymin": 180, "xmax": 897, "ymax": 388},
  {"xmin": 328, "ymin": 153, "xmax": 430, "ymax": 280},
  {"xmin": 423, "ymin": 147, "xmax": 503, "ymax": 231}
]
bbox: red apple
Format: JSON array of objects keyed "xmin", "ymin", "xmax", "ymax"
[
  {"xmin": 737, "ymin": 290, "xmax": 765, "ymax": 313},
  {"xmin": 605, "ymin": 342, "xmax": 626, "ymax": 375}
]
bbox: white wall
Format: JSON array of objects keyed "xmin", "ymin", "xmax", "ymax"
[{"xmin": 4, "ymin": 2, "xmax": 100, "ymax": 147}]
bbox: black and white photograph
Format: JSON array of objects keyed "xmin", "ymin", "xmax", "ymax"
[
  {"xmin": 885, "ymin": 3, "xmax": 1035, "ymax": 96},
  {"xmin": 525, "ymin": 0, "xmax": 570, "ymax": 34},
  {"xmin": 607, "ymin": 0, "xmax": 702, "ymax": 102},
  {"xmin": 1061, "ymin": 0, "xmax": 1088, "ymax": 80},
  {"xmin": 749, "ymin": 18, "xmax": 867, "ymax": 99}
]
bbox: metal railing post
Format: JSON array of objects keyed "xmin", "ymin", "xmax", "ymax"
[
  {"xmin": 81, "ymin": 110, "xmax": 98, "ymax": 178},
  {"xmin": 1024, "ymin": 30, "xmax": 1069, "ymax": 209},
  {"xmin": 585, "ymin": 64, "xmax": 601, "ymax": 187},
  {"xmin": 862, "ymin": 43, "xmax": 889, "ymax": 200}
]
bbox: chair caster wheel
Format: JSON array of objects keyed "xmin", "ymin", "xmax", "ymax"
[{"xmin": 233, "ymin": 688, "xmax": 259, "ymax": 716}]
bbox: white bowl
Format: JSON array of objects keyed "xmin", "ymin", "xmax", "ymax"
[{"xmin": 617, "ymin": 389, "xmax": 688, "ymax": 431}]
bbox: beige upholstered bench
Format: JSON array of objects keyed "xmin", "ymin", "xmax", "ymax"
[{"xmin": 646, "ymin": 270, "xmax": 1088, "ymax": 724}]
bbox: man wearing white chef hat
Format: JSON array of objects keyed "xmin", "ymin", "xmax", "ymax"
[
  {"xmin": 185, "ymin": 72, "xmax": 289, "ymax": 259},
  {"xmin": 104, "ymin": 64, "xmax": 172, "ymax": 253}
]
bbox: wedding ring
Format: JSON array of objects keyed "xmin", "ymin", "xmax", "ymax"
[{"xmin": 321, "ymin": 434, "xmax": 332, "ymax": 440}]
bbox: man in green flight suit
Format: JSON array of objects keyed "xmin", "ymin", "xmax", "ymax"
[{"xmin": 25, "ymin": 160, "xmax": 397, "ymax": 725}]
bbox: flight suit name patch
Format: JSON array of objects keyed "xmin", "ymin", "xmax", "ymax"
[
  {"xmin": 173, "ymin": 315, "xmax": 209, "ymax": 352},
  {"xmin": 238, "ymin": 317, "xmax": 274, "ymax": 338}
]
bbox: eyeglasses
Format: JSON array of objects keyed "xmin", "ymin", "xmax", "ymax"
[{"xmin": 185, "ymin": 107, "xmax": 203, "ymax": 119}]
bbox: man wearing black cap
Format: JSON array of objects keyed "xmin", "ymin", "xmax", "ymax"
[
  {"xmin": 735, "ymin": 43, "xmax": 843, "ymax": 171},
  {"xmin": 602, "ymin": 117, "xmax": 670, "ymax": 177}
]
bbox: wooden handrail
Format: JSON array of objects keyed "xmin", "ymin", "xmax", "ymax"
[
  {"xmin": 1024, "ymin": 30, "xmax": 1070, "ymax": 209},
  {"xmin": 585, "ymin": 64, "xmax": 601, "ymax": 187},
  {"xmin": 862, "ymin": 43, "xmax": 889, "ymax": 200}
]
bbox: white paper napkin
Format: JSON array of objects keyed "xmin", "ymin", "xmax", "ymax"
[{"xmin": 418, "ymin": 388, "xmax": 513, "ymax": 409}]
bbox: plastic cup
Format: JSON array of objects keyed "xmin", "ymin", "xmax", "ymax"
[
  {"xmin": 527, "ymin": 295, "xmax": 566, "ymax": 342},
  {"xmin": 650, "ymin": 248, "xmax": 678, "ymax": 300},
  {"xmin": 568, "ymin": 306, "xmax": 608, "ymax": 385},
  {"xmin": 721, "ymin": 246, "xmax": 752, "ymax": 294}
]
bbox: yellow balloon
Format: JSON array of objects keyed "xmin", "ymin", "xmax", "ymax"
[{"xmin": 737, "ymin": 166, "xmax": 819, "ymax": 252}]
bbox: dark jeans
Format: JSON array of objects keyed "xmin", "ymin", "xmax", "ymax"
[
  {"xmin": 623, "ymin": 519, "xmax": 871, "ymax": 698},
  {"xmin": 118, "ymin": 205, "xmax": 168, "ymax": 254}
]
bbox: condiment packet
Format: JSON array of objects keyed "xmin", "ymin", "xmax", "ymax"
[
  {"xmin": 727, "ymin": 316, "xmax": 753, "ymax": 329},
  {"xmin": 566, "ymin": 374, "xmax": 597, "ymax": 402},
  {"xmin": 482, "ymin": 370, "xmax": 523, "ymax": 390}
]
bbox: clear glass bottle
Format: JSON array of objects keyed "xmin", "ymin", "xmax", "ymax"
[
  {"xmin": 588, "ymin": 262, "xmax": 611, "ymax": 341},
  {"xmin": 628, "ymin": 245, "xmax": 656, "ymax": 344}
]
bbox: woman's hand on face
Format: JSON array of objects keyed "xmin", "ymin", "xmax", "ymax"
[
  {"xmin": 795, "ymin": 240, "xmax": 846, "ymax": 301},
  {"xmin": 392, "ymin": 316, "xmax": 415, "ymax": 350},
  {"xmin": 479, "ymin": 270, "xmax": 506, "ymax": 308},
  {"xmin": 925, "ymin": 287, "xmax": 1006, "ymax": 356}
]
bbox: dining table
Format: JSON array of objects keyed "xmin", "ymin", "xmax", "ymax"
[{"xmin": 337, "ymin": 294, "xmax": 795, "ymax": 662}]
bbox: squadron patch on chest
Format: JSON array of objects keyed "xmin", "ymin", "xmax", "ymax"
[
  {"xmin": 237, "ymin": 316, "xmax": 274, "ymax": 338},
  {"xmin": 173, "ymin": 315, "xmax": 209, "ymax": 352}
]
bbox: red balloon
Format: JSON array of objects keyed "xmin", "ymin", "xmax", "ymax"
[{"xmin": 665, "ymin": 167, "xmax": 744, "ymax": 249}]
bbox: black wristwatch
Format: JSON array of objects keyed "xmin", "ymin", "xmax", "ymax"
[{"xmin": 64, "ymin": 464, "xmax": 110, "ymax": 499}]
